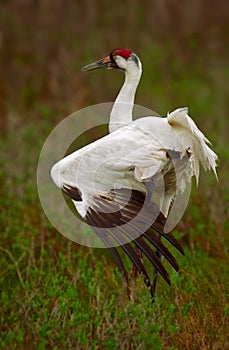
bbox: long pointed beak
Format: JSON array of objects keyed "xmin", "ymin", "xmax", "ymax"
[{"xmin": 81, "ymin": 55, "xmax": 113, "ymax": 72}]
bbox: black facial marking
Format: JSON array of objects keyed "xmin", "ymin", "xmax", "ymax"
[
  {"xmin": 129, "ymin": 53, "xmax": 139, "ymax": 67},
  {"xmin": 109, "ymin": 49, "xmax": 117, "ymax": 63},
  {"xmin": 109, "ymin": 49, "xmax": 124, "ymax": 70}
]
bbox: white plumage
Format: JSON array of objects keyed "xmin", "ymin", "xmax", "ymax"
[
  {"xmin": 51, "ymin": 107, "xmax": 217, "ymax": 217},
  {"xmin": 51, "ymin": 49, "xmax": 218, "ymax": 300}
]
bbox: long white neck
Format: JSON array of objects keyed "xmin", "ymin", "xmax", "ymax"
[{"xmin": 109, "ymin": 62, "xmax": 142, "ymax": 133}]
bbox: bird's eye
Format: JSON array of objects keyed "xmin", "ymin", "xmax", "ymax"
[{"xmin": 109, "ymin": 52, "xmax": 116, "ymax": 63}]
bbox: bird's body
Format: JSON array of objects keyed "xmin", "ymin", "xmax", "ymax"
[
  {"xmin": 51, "ymin": 108, "xmax": 217, "ymax": 218},
  {"xmin": 51, "ymin": 49, "xmax": 218, "ymax": 300}
]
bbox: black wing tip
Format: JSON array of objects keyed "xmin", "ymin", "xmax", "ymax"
[
  {"xmin": 143, "ymin": 230, "xmax": 180, "ymax": 271},
  {"xmin": 158, "ymin": 229, "xmax": 185, "ymax": 256},
  {"xmin": 85, "ymin": 188, "xmax": 185, "ymax": 297},
  {"xmin": 62, "ymin": 184, "xmax": 82, "ymax": 201}
]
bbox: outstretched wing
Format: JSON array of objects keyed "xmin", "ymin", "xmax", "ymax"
[{"xmin": 62, "ymin": 185, "xmax": 184, "ymax": 297}]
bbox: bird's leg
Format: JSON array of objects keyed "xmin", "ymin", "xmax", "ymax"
[
  {"xmin": 151, "ymin": 241, "xmax": 162, "ymax": 302},
  {"xmin": 132, "ymin": 246, "xmax": 143, "ymax": 283},
  {"xmin": 131, "ymin": 181, "xmax": 154, "ymax": 286},
  {"xmin": 145, "ymin": 180, "xmax": 163, "ymax": 302}
]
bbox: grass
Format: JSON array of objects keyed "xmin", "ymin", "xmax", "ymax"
[
  {"xmin": 1, "ymin": 95, "xmax": 228, "ymax": 350},
  {"xmin": 1, "ymin": 1, "xmax": 229, "ymax": 349}
]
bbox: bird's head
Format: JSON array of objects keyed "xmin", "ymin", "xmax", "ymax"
[{"xmin": 81, "ymin": 48, "xmax": 141, "ymax": 73}]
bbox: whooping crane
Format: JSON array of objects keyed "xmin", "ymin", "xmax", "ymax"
[{"xmin": 51, "ymin": 49, "xmax": 218, "ymax": 300}]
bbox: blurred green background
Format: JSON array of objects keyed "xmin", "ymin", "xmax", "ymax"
[{"xmin": 1, "ymin": 1, "xmax": 228, "ymax": 349}]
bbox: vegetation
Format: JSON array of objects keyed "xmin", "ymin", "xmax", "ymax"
[{"xmin": 0, "ymin": 1, "xmax": 228, "ymax": 349}]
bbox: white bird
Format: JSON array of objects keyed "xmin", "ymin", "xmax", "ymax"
[{"xmin": 51, "ymin": 49, "xmax": 218, "ymax": 300}]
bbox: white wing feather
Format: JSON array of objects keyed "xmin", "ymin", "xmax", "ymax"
[
  {"xmin": 167, "ymin": 108, "xmax": 218, "ymax": 183},
  {"xmin": 51, "ymin": 108, "xmax": 218, "ymax": 217}
]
